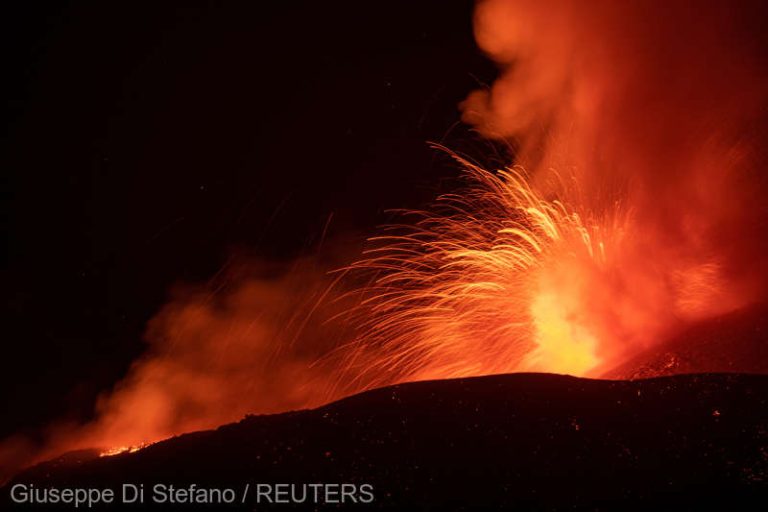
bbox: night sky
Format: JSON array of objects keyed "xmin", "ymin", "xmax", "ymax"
[{"xmin": 1, "ymin": 1, "xmax": 498, "ymax": 438}]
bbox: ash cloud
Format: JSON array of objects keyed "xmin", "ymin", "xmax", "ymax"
[
  {"xmin": 462, "ymin": 0, "xmax": 768, "ymax": 330},
  {"xmin": 1, "ymin": 256, "xmax": 358, "ymax": 481}
]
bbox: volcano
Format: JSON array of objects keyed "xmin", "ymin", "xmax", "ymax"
[
  {"xmin": 4, "ymin": 1, "xmax": 768, "ymax": 510},
  {"xmin": 5, "ymin": 372, "xmax": 767, "ymax": 510}
]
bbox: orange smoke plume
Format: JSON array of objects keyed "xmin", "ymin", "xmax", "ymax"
[
  {"xmin": 336, "ymin": 0, "xmax": 768, "ymax": 385},
  {"xmin": 457, "ymin": 0, "xmax": 768, "ymax": 365},
  {"xmin": 1, "ymin": 258, "xmax": 351, "ymax": 479}
]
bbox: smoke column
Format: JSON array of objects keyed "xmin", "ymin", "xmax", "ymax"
[{"xmin": 460, "ymin": 0, "xmax": 768, "ymax": 361}]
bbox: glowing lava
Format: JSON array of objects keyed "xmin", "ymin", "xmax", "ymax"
[
  {"xmin": 339, "ymin": 149, "xmax": 744, "ymax": 385},
  {"xmin": 99, "ymin": 443, "xmax": 151, "ymax": 458},
  {"xmin": 526, "ymin": 291, "xmax": 599, "ymax": 375},
  {"xmin": 339, "ymin": 158, "xmax": 615, "ymax": 385}
]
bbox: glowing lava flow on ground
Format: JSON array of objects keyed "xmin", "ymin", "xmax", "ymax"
[{"xmin": 98, "ymin": 443, "xmax": 152, "ymax": 458}]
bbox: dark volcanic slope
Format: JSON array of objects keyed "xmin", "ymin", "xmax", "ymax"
[
  {"xmin": 604, "ymin": 302, "xmax": 768, "ymax": 379},
  {"xmin": 5, "ymin": 374, "xmax": 768, "ymax": 511}
]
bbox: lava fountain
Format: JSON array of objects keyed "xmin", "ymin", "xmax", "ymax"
[
  {"xmin": 337, "ymin": 150, "xmax": 741, "ymax": 388},
  {"xmin": 333, "ymin": 0, "xmax": 768, "ymax": 387}
]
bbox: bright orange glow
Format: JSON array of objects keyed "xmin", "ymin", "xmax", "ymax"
[
  {"xmin": 98, "ymin": 443, "xmax": 151, "ymax": 458},
  {"xmin": 336, "ymin": 159, "xmax": 614, "ymax": 383},
  {"xmin": 526, "ymin": 291, "xmax": 599, "ymax": 374},
  {"xmin": 337, "ymin": 152, "xmax": 741, "ymax": 385}
]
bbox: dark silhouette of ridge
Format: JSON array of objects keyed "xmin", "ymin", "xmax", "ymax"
[{"xmin": 4, "ymin": 372, "xmax": 767, "ymax": 510}]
